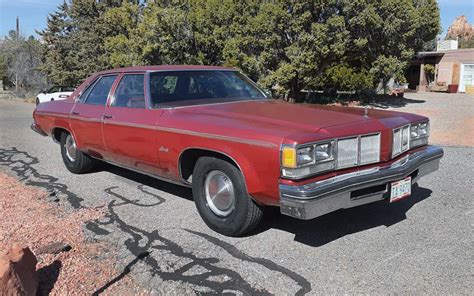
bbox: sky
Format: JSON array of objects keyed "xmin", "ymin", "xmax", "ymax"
[{"xmin": 0, "ymin": 0, "xmax": 473, "ymax": 39}]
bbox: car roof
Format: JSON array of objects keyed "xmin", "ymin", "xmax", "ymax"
[{"xmin": 96, "ymin": 65, "xmax": 237, "ymax": 75}]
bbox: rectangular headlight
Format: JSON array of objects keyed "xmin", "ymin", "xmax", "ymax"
[
  {"xmin": 297, "ymin": 146, "xmax": 315, "ymax": 166},
  {"xmin": 281, "ymin": 134, "xmax": 381, "ymax": 179},
  {"xmin": 281, "ymin": 141, "xmax": 335, "ymax": 178},
  {"xmin": 410, "ymin": 121, "xmax": 430, "ymax": 148},
  {"xmin": 393, "ymin": 121, "xmax": 429, "ymax": 158},
  {"xmin": 315, "ymin": 142, "xmax": 334, "ymax": 162},
  {"xmin": 418, "ymin": 122, "xmax": 429, "ymax": 137}
]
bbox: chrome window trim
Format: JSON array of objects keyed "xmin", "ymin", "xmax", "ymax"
[
  {"xmin": 109, "ymin": 72, "xmax": 147, "ymax": 109},
  {"xmin": 146, "ymin": 69, "xmax": 268, "ymax": 110},
  {"xmin": 79, "ymin": 74, "xmax": 119, "ymax": 105},
  {"xmin": 146, "ymin": 69, "xmax": 238, "ymax": 73},
  {"xmin": 154, "ymin": 99, "xmax": 266, "ymax": 110}
]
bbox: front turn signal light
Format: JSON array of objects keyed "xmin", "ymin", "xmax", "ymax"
[{"xmin": 281, "ymin": 146, "xmax": 297, "ymax": 168}]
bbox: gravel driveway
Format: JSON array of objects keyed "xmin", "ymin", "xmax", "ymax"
[{"xmin": 0, "ymin": 97, "xmax": 473, "ymax": 294}]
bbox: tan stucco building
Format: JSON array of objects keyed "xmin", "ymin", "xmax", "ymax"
[{"xmin": 407, "ymin": 48, "xmax": 474, "ymax": 93}]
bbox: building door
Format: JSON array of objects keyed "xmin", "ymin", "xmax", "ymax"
[{"xmin": 460, "ymin": 64, "xmax": 474, "ymax": 93}]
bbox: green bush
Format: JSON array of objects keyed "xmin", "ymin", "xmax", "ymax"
[{"xmin": 323, "ymin": 65, "xmax": 375, "ymax": 94}]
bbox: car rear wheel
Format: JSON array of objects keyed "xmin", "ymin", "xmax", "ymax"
[
  {"xmin": 192, "ymin": 157, "xmax": 263, "ymax": 236},
  {"xmin": 60, "ymin": 132, "xmax": 96, "ymax": 174}
]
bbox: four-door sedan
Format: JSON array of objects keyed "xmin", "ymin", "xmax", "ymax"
[{"xmin": 31, "ymin": 65, "xmax": 443, "ymax": 236}]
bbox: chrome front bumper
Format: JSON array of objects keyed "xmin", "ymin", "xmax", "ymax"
[{"xmin": 279, "ymin": 145, "xmax": 443, "ymax": 219}]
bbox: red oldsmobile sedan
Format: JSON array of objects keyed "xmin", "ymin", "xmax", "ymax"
[{"xmin": 31, "ymin": 65, "xmax": 443, "ymax": 236}]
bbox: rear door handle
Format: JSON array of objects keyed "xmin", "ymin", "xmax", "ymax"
[
  {"xmin": 103, "ymin": 114, "xmax": 113, "ymax": 119},
  {"xmin": 71, "ymin": 111, "xmax": 80, "ymax": 115}
]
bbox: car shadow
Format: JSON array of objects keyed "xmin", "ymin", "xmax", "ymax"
[
  {"xmin": 255, "ymin": 184, "xmax": 432, "ymax": 247},
  {"xmin": 363, "ymin": 96, "xmax": 426, "ymax": 109},
  {"xmin": 96, "ymin": 162, "xmax": 194, "ymax": 201},
  {"xmin": 93, "ymin": 162, "xmax": 431, "ymax": 247}
]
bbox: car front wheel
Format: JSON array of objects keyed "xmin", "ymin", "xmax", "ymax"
[
  {"xmin": 192, "ymin": 157, "xmax": 263, "ymax": 236},
  {"xmin": 60, "ymin": 132, "xmax": 96, "ymax": 174}
]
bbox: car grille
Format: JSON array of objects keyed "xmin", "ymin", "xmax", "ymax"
[{"xmin": 336, "ymin": 134, "xmax": 380, "ymax": 169}]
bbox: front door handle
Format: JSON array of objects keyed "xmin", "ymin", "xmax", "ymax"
[
  {"xmin": 103, "ymin": 114, "xmax": 113, "ymax": 119},
  {"xmin": 71, "ymin": 111, "xmax": 80, "ymax": 115}
]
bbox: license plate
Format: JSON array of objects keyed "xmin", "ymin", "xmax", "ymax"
[{"xmin": 390, "ymin": 177, "xmax": 411, "ymax": 203}]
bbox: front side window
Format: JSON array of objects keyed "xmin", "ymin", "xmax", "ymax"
[
  {"xmin": 111, "ymin": 74, "xmax": 145, "ymax": 108},
  {"xmin": 149, "ymin": 70, "xmax": 266, "ymax": 107},
  {"xmin": 83, "ymin": 75, "xmax": 117, "ymax": 106}
]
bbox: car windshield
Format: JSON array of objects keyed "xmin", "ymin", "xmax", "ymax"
[
  {"xmin": 149, "ymin": 70, "xmax": 267, "ymax": 108},
  {"xmin": 62, "ymin": 86, "xmax": 75, "ymax": 92}
]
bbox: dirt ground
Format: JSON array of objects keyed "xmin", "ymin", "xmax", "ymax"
[
  {"xmin": 384, "ymin": 92, "xmax": 474, "ymax": 147},
  {"xmin": 330, "ymin": 92, "xmax": 474, "ymax": 147},
  {"xmin": 0, "ymin": 173, "xmax": 133, "ymax": 295}
]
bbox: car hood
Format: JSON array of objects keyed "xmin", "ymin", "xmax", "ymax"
[{"xmin": 173, "ymin": 99, "xmax": 425, "ymax": 143}]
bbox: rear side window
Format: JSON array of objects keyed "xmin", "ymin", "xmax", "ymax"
[
  {"xmin": 111, "ymin": 74, "xmax": 145, "ymax": 108},
  {"xmin": 82, "ymin": 75, "xmax": 117, "ymax": 106}
]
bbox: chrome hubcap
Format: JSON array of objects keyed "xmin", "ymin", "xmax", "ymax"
[
  {"xmin": 204, "ymin": 170, "xmax": 235, "ymax": 217},
  {"xmin": 65, "ymin": 134, "xmax": 77, "ymax": 162}
]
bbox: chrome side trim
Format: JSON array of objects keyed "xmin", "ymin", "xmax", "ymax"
[
  {"xmin": 100, "ymin": 120, "xmax": 275, "ymax": 148},
  {"xmin": 103, "ymin": 120, "xmax": 156, "ymax": 130},
  {"xmin": 35, "ymin": 112, "xmax": 70, "ymax": 119},
  {"xmin": 177, "ymin": 147, "xmax": 247, "ymax": 185},
  {"xmin": 156, "ymin": 126, "xmax": 278, "ymax": 148},
  {"xmin": 88, "ymin": 156, "xmax": 192, "ymax": 188},
  {"xmin": 70, "ymin": 115, "xmax": 103, "ymax": 123}
]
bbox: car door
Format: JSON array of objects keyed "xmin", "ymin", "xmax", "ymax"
[
  {"xmin": 102, "ymin": 73, "xmax": 164, "ymax": 175},
  {"xmin": 69, "ymin": 74, "xmax": 118, "ymax": 158}
]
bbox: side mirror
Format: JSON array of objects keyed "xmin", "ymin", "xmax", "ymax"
[{"xmin": 262, "ymin": 89, "xmax": 272, "ymax": 98}]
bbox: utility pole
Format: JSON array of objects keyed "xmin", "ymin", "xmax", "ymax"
[{"xmin": 15, "ymin": 16, "xmax": 19, "ymax": 93}]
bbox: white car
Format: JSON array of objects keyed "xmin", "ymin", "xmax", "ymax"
[{"xmin": 36, "ymin": 86, "xmax": 75, "ymax": 105}]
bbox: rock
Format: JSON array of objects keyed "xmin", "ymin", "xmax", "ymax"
[
  {"xmin": 37, "ymin": 242, "xmax": 72, "ymax": 255},
  {"xmin": 0, "ymin": 246, "xmax": 38, "ymax": 296},
  {"xmin": 446, "ymin": 15, "xmax": 474, "ymax": 41}
]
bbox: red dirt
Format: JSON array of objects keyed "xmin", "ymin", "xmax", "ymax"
[{"xmin": 0, "ymin": 173, "xmax": 132, "ymax": 295}]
